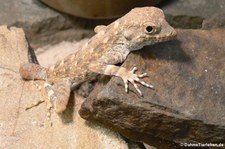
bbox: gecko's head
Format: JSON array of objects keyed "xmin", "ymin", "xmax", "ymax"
[{"xmin": 117, "ymin": 7, "xmax": 177, "ymax": 50}]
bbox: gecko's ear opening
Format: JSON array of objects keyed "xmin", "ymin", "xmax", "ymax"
[{"xmin": 123, "ymin": 29, "xmax": 133, "ymax": 40}]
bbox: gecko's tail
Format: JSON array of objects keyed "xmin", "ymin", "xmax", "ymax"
[{"xmin": 19, "ymin": 63, "xmax": 47, "ymax": 80}]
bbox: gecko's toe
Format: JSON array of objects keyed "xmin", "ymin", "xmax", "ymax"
[
  {"xmin": 120, "ymin": 67, "xmax": 154, "ymax": 96},
  {"xmin": 131, "ymin": 67, "xmax": 138, "ymax": 73},
  {"xmin": 123, "ymin": 79, "xmax": 129, "ymax": 93},
  {"xmin": 129, "ymin": 79, "xmax": 143, "ymax": 96},
  {"xmin": 138, "ymin": 73, "xmax": 147, "ymax": 78}
]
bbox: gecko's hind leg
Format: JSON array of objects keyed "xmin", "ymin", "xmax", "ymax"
[{"xmin": 44, "ymin": 78, "xmax": 72, "ymax": 114}]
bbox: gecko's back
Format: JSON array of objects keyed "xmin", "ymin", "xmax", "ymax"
[{"xmin": 20, "ymin": 7, "xmax": 176, "ymax": 113}]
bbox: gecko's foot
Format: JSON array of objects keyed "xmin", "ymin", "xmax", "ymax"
[
  {"xmin": 122, "ymin": 67, "xmax": 154, "ymax": 96},
  {"xmin": 44, "ymin": 78, "xmax": 72, "ymax": 113}
]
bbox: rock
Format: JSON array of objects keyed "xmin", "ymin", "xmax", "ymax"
[
  {"xmin": 79, "ymin": 29, "xmax": 225, "ymax": 148},
  {"xmin": 0, "ymin": 26, "xmax": 143, "ymax": 149},
  {"xmin": 160, "ymin": 0, "xmax": 225, "ymax": 29},
  {"xmin": 0, "ymin": 0, "xmax": 94, "ymax": 48},
  {"xmin": 202, "ymin": 13, "xmax": 225, "ymax": 29}
]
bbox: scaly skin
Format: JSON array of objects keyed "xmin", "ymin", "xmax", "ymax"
[{"xmin": 20, "ymin": 7, "xmax": 177, "ymax": 113}]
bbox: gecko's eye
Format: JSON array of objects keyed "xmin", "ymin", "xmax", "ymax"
[
  {"xmin": 146, "ymin": 26, "xmax": 153, "ymax": 33},
  {"xmin": 145, "ymin": 26, "xmax": 156, "ymax": 34}
]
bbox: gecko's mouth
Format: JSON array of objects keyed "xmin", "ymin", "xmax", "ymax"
[
  {"xmin": 158, "ymin": 29, "xmax": 177, "ymax": 42},
  {"xmin": 142, "ymin": 29, "xmax": 177, "ymax": 43}
]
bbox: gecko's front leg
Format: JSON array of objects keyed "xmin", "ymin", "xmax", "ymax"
[
  {"xmin": 115, "ymin": 66, "xmax": 154, "ymax": 96},
  {"xmin": 89, "ymin": 50, "xmax": 154, "ymax": 96},
  {"xmin": 104, "ymin": 65, "xmax": 154, "ymax": 96}
]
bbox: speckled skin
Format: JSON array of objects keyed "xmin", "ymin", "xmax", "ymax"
[{"xmin": 20, "ymin": 7, "xmax": 176, "ymax": 113}]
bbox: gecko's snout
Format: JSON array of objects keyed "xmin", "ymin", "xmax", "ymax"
[
  {"xmin": 170, "ymin": 29, "xmax": 177, "ymax": 38},
  {"xmin": 163, "ymin": 27, "xmax": 177, "ymax": 41}
]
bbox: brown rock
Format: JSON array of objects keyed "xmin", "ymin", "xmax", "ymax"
[
  {"xmin": 79, "ymin": 29, "xmax": 225, "ymax": 148},
  {"xmin": 0, "ymin": 0, "xmax": 94, "ymax": 48},
  {"xmin": 160, "ymin": 0, "xmax": 225, "ymax": 29},
  {"xmin": 202, "ymin": 13, "xmax": 225, "ymax": 29},
  {"xmin": 0, "ymin": 26, "xmax": 144, "ymax": 149}
]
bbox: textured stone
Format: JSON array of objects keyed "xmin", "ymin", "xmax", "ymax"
[
  {"xmin": 160, "ymin": 0, "xmax": 225, "ymax": 29},
  {"xmin": 0, "ymin": 0, "xmax": 94, "ymax": 48},
  {"xmin": 202, "ymin": 13, "xmax": 225, "ymax": 29},
  {"xmin": 79, "ymin": 29, "xmax": 225, "ymax": 148},
  {"xmin": 0, "ymin": 26, "xmax": 143, "ymax": 149}
]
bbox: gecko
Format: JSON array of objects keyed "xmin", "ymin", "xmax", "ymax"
[{"xmin": 19, "ymin": 7, "xmax": 177, "ymax": 114}]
